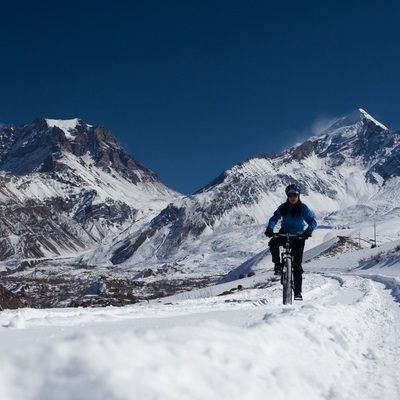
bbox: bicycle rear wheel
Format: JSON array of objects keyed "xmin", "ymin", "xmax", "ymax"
[{"xmin": 282, "ymin": 257, "xmax": 293, "ymax": 305}]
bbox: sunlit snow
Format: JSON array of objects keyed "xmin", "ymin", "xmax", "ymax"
[
  {"xmin": 45, "ymin": 118, "xmax": 89, "ymax": 139},
  {"xmin": 0, "ymin": 216, "xmax": 399, "ymax": 400}
]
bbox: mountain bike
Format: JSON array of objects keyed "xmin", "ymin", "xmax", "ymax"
[{"xmin": 274, "ymin": 233, "xmax": 303, "ymax": 305}]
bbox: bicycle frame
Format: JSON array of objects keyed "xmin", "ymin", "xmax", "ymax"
[{"xmin": 274, "ymin": 233, "xmax": 303, "ymax": 305}]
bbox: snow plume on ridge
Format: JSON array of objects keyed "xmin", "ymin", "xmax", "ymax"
[
  {"xmin": 319, "ymin": 108, "xmax": 388, "ymax": 138},
  {"xmin": 311, "ymin": 112, "xmax": 339, "ymax": 136}
]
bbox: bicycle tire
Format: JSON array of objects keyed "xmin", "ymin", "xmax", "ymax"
[{"xmin": 282, "ymin": 256, "xmax": 293, "ymax": 305}]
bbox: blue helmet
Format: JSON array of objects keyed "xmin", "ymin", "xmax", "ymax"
[{"xmin": 285, "ymin": 184, "xmax": 301, "ymax": 196}]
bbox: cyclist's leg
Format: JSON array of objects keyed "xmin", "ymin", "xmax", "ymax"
[
  {"xmin": 291, "ymin": 239, "xmax": 305, "ymax": 295},
  {"xmin": 268, "ymin": 237, "xmax": 283, "ymax": 272}
]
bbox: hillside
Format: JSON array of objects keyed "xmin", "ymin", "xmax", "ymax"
[{"xmin": 1, "ymin": 109, "xmax": 400, "ymax": 308}]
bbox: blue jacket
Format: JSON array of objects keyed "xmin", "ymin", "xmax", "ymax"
[{"xmin": 267, "ymin": 202, "xmax": 317, "ymax": 235}]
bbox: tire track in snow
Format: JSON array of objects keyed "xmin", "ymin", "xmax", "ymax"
[{"xmin": 283, "ymin": 272, "xmax": 400, "ymax": 398}]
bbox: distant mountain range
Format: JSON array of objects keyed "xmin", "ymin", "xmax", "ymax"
[
  {"xmin": 1, "ymin": 109, "xmax": 399, "ymax": 308},
  {"xmin": 107, "ymin": 108, "xmax": 400, "ymax": 263}
]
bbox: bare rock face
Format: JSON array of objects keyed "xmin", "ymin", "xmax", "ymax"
[{"xmin": 0, "ymin": 284, "xmax": 23, "ymax": 310}]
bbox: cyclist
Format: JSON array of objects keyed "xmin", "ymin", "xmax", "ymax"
[{"xmin": 264, "ymin": 184, "xmax": 317, "ymax": 300}]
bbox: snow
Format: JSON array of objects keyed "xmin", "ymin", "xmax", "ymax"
[
  {"xmin": 1, "ymin": 219, "xmax": 400, "ymax": 399},
  {"xmin": 358, "ymin": 108, "xmax": 388, "ymax": 130},
  {"xmin": 45, "ymin": 118, "xmax": 87, "ymax": 140}
]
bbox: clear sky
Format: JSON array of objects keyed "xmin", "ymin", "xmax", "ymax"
[{"xmin": 1, "ymin": 0, "xmax": 399, "ymax": 194}]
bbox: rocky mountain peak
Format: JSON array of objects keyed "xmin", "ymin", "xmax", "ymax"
[
  {"xmin": 280, "ymin": 109, "xmax": 393, "ymax": 169},
  {"xmin": 0, "ymin": 118, "xmax": 161, "ymax": 185},
  {"xmin": 320, "ymin": 108, "xmax": 388, "ymax": 139}
]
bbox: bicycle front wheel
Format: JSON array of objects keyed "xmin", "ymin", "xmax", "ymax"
[{"xmin": 282, "ymin": 257, "xmax": 292, "ymax": 305}]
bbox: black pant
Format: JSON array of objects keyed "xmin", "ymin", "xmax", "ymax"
[{"xmin": 268, "ymin": 237, "xmax": 305, "ymax": 295}]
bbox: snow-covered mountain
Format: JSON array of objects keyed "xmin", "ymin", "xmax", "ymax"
[
  {"xmin": 1, "ymin": 109, "xmax": 400, "ymax": 308},
  {"xmin": 107, "ymin": 109, "xmax": 400, "ymax": 266},
  {"xmin": 0, "ymin": 118, "xmax": 179, "ymax": 259}
]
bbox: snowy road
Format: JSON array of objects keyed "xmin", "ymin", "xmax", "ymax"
[{"xmin": 0, "ymin": 270, "xmax": 399, "ymax": 400}]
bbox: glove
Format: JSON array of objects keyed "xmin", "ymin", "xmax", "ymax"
[
  {"xmin": 302, "ymin": 229, "xmax": 312, "ymax": 239},
  {"xmin": 264, "ymin": 228, "xmax": 274, "ymax": 238}
]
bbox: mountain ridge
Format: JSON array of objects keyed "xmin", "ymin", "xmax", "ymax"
[
  {"xmin": 106, "ymin": 108, "xmax": 400, "ymax": 268},
  {"xmin": 1, "ymin": 109, "xmax": 399, "ymax": 308}
]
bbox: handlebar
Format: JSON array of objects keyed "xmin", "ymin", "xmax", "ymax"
[{"xmin": 273, "ymin": 233, "xmax": 304, "ymax": 240}]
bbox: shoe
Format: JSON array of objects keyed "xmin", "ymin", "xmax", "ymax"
[{"xmin": 294, "ymin": 294, "xmax": 303, "ymax": 301}]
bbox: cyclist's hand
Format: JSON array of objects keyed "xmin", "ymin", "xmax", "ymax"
[
  {"xmin": 302, "ymin": 229, "xmax": 312, "ymax": 239},
  {"xmin": 264, "ymin": 228, "xmax": 274, "ymax": 238}
]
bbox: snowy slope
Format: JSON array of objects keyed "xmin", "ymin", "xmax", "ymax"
[{"xmin": 0, "ymin": 218, "xmax": 399, "ymax": 400}]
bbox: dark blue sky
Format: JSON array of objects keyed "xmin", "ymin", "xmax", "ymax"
[{"xmin": 1, "ymin": 0, "xmax": 399, "ymax": 194}]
